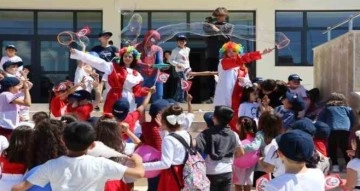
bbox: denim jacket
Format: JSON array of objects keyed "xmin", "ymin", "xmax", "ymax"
[{"xmin": 317, "ymin": 106, "xmax": 354, "ymax": 131}]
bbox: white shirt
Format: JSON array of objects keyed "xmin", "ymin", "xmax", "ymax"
[
  {"xmin": 144, "ymin": 130, "xmax": 190, "ymax": 171},
  {"xmin": 214, "ymin": 61, "xmax": 251, "ymax": 107},
  {"xmin": 0, "ymin": 92, "xmax": 23, "ymax": 130},
  {"xmin": 289, "ymin": 85, "xmax": 307, "ymax": 98},
  {"xmin": 265, "ymin": 168, "xmax": 325, "ymax": 191},
  {"xmin": 27, "ymin": 155, "xmax": 127, "ymax": 191},
  {"xmin": 347, "ymin": 158, "xmax": 360, "ymax": 188},
  {"xmin": 74, "ymin": 66, "xmax": 94, "ymax": 93},
  {"xmin": 123, "ymin": 68, "xmax": 144, "ymax": 111},
  {"xmin": 0, "ymin": 135, "xmax": 9, "ymax": 154},
  {"xmin": 205, "ymin": 131, "xmax": 242, "ymax": 175},
  {"xmin": 238, "ymin": 102, "xmax": 260, "ymax": 120},
  {"xmin": 169, "ymin": 47, "xmax": 190, "ymax": 72},
  {"xmin": 263, "ymin": 139, "xmax": 285, "ymax": 177}
]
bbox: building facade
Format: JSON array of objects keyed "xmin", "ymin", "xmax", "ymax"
[{"xmin": 0, "ymin": 0, "xmax": 359, "ymax": 102}]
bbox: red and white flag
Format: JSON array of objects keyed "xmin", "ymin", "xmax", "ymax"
[
  {"xmin": 156, "ymin": 72, "xmax": 170, "ymax": 83},
  {"xmin": 325, "ymin": 174, "xmax": 345, "ymax": 190},
  {"xmin": 255, "ymin": 173, "xmax": 271, "ymax": 191},
  {"xmin": 181, "ymin": 79, "xmax": 192, "ymax": 92}
]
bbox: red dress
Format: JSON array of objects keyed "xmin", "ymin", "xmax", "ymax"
[
  {"xmin": 157, "ymin": 165, "xmax": 184, "ymax": 191},
  {"xmin": 140, "ymin": 121, "xmax": 162, "ymax": 151},
  {"xmin": 104, "ymin": 180, "xmax": 131, "ymax": 191},
  {"xmin": 66, "ymin": 103, "xmax": 93, "ymax": 121},
  {"xmin": 50, "ymin": 95, "xmax": 67, "ymax": 117},
  {"xmin": 221, "ymin": 52, "xmax": 262, "ymax": 132},
  {"xmin": 0, "ymin": 155, "xmax": 27, "ymax": 174}
]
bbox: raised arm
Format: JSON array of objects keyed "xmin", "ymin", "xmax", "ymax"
[{"xmin": 70, "ymin": 49, "xmax": 112, "ymax": 75}]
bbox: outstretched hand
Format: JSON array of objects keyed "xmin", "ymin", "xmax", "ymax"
[{"xmin": 261, "ymin": 48, "xmax": 274, "ymax": 55}]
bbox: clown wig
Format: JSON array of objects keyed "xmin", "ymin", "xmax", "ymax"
[
  {"xmin": 219, "ymin": 41, "xmax": 244, "ymax": 58},
  {"xmin": 119, "ymin": 46, "xmax": 141, "ymax": 68}
]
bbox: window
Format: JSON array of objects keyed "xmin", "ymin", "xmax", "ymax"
[
  {"xmin": 276, "ymin": 11, "xmax": 360, "ymax": 66},
  {"xmin": 77, "ymin": 12, "xmax": 103, "ymax": 35},
  {"xmin": 0, "ymin": 11, "xmax": 34, "ymax": 34},
  {"xmin": 38, "ymin": 12, "xmax": 73, "ymax": 35}
]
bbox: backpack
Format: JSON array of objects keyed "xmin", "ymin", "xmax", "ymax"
[{"xmin": 170, "ymin": 133, "xmax": 210, "ymax": 191}]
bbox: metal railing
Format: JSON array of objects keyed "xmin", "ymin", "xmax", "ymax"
[{"xmin": 323, "ymin": 13, "xmax": 360, "ymax": 41}]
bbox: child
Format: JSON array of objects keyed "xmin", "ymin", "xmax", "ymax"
[
  {"xmin": 213, "ymin": 41, "xmax": 273, "ymax": 131},
  {"xmin": 233, "ymin": 116, "xmax": 257, "ymax": 191},
  {"xmin": 287, "ymin": 74, "xmax": 307, "ymax": 99},
  {"xmin": 24, "ymin": 119, "xmax": 67, "ymax": 191},
  {"xmin": 95, "ymin": 115, "xmax": 142, "ymax": 191},
  {"xmin": 142, "ymin": 104, "xmax": 191, "ymax": 191},
  {"xmin": 31, "ymin": 112, "xmax": 49, "ymax": 127},
  {"xmin": 0, "ymin": 77, "xmax": 31, "ymax": 138},
  {"xmin": 238, "ymin": 85, "xmax": 260, "ymax": 122},
  {"xmin": 2, "ymin": 57, "xmax": 23, "ymax": 78},
  {"xmin": 12, "ymin": 121, "xmax": 145, "ymax": 191},
  {"xmin": 342, "ymin": 130, "xmax": 360, "ymax": 190},
  {"xmin": 196, "ymin": 106, "xmax": 244, "ymax": 191},
  {"xmin": 305, "ymin": 88, "xmax": 322, "ymax": 120},
  {"xmin": 317, "ymin": 92, "xmax": 354, "ymax": 173},
  {"xmin": 112, "ymin": 87, "xmax": 155, "ymax": 139},
  {"xmin": 242, "ymin": 111, "xmax": 283, "ymax": 186},
  {"xmin": 169, "ymin": 34, "xmax": 191, "ymax": 103},
  {"xmin": 274, "ymin": 91, "xmax": 305, "ymax": 129},
  {"xmin": 0, "ymin": 126, "xmax": 33, "ymax": 191},
  {"xmin": 66, "ymin": 90, "xmax": 94, "ymax": 121},
  {"xmin": 265, "ymin": 130, "xmax": 325, "ymax": 191},
  {"xmin": 49, "ymin": 80, "xmax": 82, "ymax": 118},
  {"xmin": 0, "ymin": 45, "xmax": 23, "ymax": 74}
]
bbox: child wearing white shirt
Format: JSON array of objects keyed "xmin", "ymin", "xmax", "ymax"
[
  {"xmin": 265, "ymin": 130, "xmax": 325, "ymax": 191},
  {"xmin": 0, "ymin": 45, "xmax": 23, "ymax": 74},
  {"xmin": 170, "ymin": 34, "xmax": 191, "ymax": 103},
  {"xmin": 12, "ymin": 121, "xmax": 145, "ymax": 191},
  {"xmin": 238, "ymin": 85, "xmax": 260, "ymax": 122},
  {"xmin": 143, "ymin": 104, "xmax": 191, "ymax": 191}
]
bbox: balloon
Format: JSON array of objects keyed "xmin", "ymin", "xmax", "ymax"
[
  {"xmin": 233, "ymin": 138, "xmax": 260, "ymax": 168},
  {"xmin": 134, "ymin": 145, "xmax": 162, "ymax": 178}
]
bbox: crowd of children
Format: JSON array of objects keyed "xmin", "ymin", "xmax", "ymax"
[{"xmin": 1, "ymin": 23, "xmax": 360, "ymax": 191}]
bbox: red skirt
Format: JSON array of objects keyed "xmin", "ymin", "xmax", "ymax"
[
  {"xmin": 104, "ymin": 180, "xmax": 132, "ymax": 191},
  {"xmin": 157, "ymin": 165, "xmax": 184, "ymax": 191}
]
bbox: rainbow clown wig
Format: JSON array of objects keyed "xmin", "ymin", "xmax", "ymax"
[
  {"xmin": 219, "ymin": 41, "xmax": 244, "ymax": 58},
  {"xmin": 119, "ymin": 46, "xmax": 141, "ymax": 61}
]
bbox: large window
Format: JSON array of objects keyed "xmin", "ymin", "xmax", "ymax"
[
  {"xmin": 0, "ymin": 10, "xmax": 102, "ymax": 102},
  {"xmin": 276, "ymin": 11, "xmax": 360, "ymax": 66}
]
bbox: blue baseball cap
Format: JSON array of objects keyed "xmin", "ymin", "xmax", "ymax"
[
  {"xmin": 5, "ymin": 45, "xmax": 17, "ymax": 51},
  {"xmin": 112, "ymin": 98, "xmax": 130, "ymax": 121},
  {"xmin": 282, "ymin": 92, "xmax": 305, "ymax": 112},
  {"xmin": 176, "ymin": 34, "xmax": 187, "ymax": 41},
  {"xmin": 68, "ymin": 90, "xmax": 92, "ymax": 101},
  {"xmin": 2, "ymin": 57, "xmax": 23, "ymax": 71},
  {"xmin": 288, "ymin": 74, "xmax": 302, "ymax": 81},
  {"xmin": 0, "ymin": 77, "xmax": 20, "ymax": 92},
  {"xmin": 290, "ymin": 118, "xmax": 316, "ymax": 136},
  {"xmin": 276, "ymin": 129, "xmax": 314, "ymax": 162},
  {"xmin": 203, "ymin": 112, "xmax": 214, "ymax": 127},
  {"xmin": 149, "ymin": 99, "xmax": 170, "ymax": 118},
  {"xmin": 314, "ymin": 121, "xmax": 331, "ymax": 139}
]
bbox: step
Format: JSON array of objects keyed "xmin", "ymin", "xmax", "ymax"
[{"xmin": 29, "ymin": 103, "xmax": 214, "ymax": 122}]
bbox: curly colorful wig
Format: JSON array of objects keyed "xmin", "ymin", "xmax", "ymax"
[
  {"xmin": 219, "ymin": 41, "xmax": 244, "ymax": 58},
  {"xmin": 119, "ymin": 46, "xmax": 141, "ymax": 60}
]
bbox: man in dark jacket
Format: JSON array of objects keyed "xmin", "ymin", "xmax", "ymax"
[{"xmin": 202, "ymin": 7, "xmax": 233, "ymax": 103}]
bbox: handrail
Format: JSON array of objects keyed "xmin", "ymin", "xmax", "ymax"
[{"xmin": 322, "ymin": 13, "xmax": 360, "ymax": 41}]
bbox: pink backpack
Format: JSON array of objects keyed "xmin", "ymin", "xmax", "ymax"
[{"xmin": 170, "ymin": 133, "xmax": 210, "ymax": 191}]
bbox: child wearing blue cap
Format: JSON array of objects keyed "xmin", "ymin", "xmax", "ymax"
[
  {"xmin": 0, "ymin": 77, "xmax": 31, "ymax": 138},
  {"xmin": 265, "ymin": 130, "xmax": 325, "ymax": 191},
  {"xmin": 170, "ymin": 34, "xmax": 191, "ymax": 103},
  {"xmin": 275, "ymin": 91, "xmax": 305, "ymax": 129}
]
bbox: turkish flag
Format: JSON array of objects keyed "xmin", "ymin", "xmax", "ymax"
[
  {"xmin": 325, "ymin": 174, "xmax": 345, "ymax": 190},
  {"xmin": 181, "ymin": 79, "xmax": 192, "ymax": 92},
  {"xmin": 255, "ymin": 173, "xmax": 271, "ymax": 191},
  {"xmin": 156, "ymin": 72, "xmax": 170, "ymax": 83}
]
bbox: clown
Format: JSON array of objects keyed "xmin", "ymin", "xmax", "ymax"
[
  {"xmin": 70, "ymin": 46, "xmax": 150, "ymax": 113},
  {"xmin": 213, "ymin": 42, "xmax": 273, "ymax": 131},
  {"xmin": 135, "ymin": 30, "xmax": 164, "ymax": 103}
]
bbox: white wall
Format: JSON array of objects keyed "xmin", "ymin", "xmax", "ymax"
[{"xmin": 1, "ymin": 0, "xmax": 359, "ymax": 88}]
